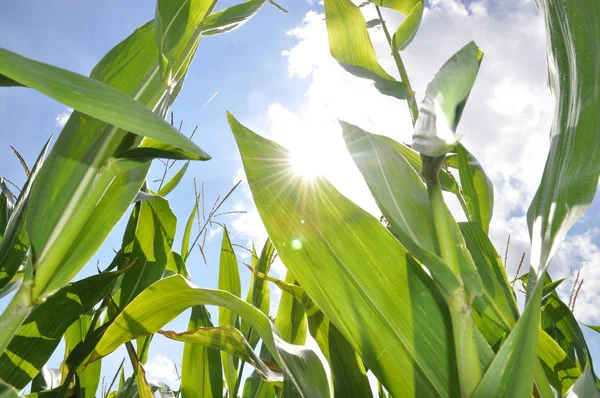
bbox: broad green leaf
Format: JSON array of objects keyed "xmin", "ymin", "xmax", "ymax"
[
  {"xmin": 478, "ymin": 1, "xmax": 600, "ymax": 395},
  {"xmin": 228, "ymin": 113, "xmax": 459, "ymax": 397},
  {"xmin": 119, "ymin": 195, "xmax": 176, "ymax": 307},
  {"xmin": 324, "ymin": 0, "xmax": 407, "ymax": 100},
  {"xmin": 412, "ymin": 42, "xmax": 483, "ymax": 157},
  {"xmin": 23, "ymin": 0, "xmax": 225, "ymax": 303},
  {"xmin": 0, "ymin": 139, "xmax": 50, "ymax": 292},
  {"xmin": 527, "ymin": 0, "xmax": 600, "ymax": 280},
  {"xmin": 542, "ymin": 293, "xmax": 589, "ymax": 370},
  {"xmin": 218, "ymin": 227, "xmax": 241, "ymax": 395},
  {"xmin": 199, "ymin": 0, "xmax": 266, "ymax": 36},
  {"xmin": 0, "ymin": 271, "xmax": 120, "ymax": 390},
  {"xmin": 180, "ymin": 306, "xmax": 222, "ymax": 398},
  {"xmin": 457, "ymin": 145, "xmax": 494, "ymax": 233},
  {"xmin": 160, "ymin": 326, "xmax": 282, "ymax": 382},
  {"xmin": 537, "ymin": 329, "xmax": 581, "ymax": 395},
  {"xmin": 0, "ymin": 48, "xmax": 207, "ymax": 160},
  {"xmin": 261, "ymin": 271, "xmax": 373, "ymax": 398},
  {"xmin": 62, "ymin": 314, "xmax": 101, "ymax": 398},
  {"xmin": 93, "ymin": 276, "xmax": 330, "ymax": 398},
  {"xmin": 31, "ymin": 367, "xmax": 61, "ymax": 393},
  {"xmin": 341, "ymin": 122, "xmax": 480, "ymax": 300},
  {"xmin": 472, "ymin": 282, "xmax": 544, "ymax": 398},
  {"xmin": 158, "ymin": 161, "xmax": 189, "ymax": 197},
  {"xmin": 564, "ymin": 366, "xmax": 600, "ymax": 398}
]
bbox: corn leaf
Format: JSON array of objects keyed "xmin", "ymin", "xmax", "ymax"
[
  {"xmin": 0, "ymin": 139, "xmax": 50, "ymax": 292},
  {"xmin": 62, "ymin": 314, "xmax": 101, "ymax": 398},
  {"xmin": 158, "ymin": 161, "xmax": 189, "ymax": 197},
  {"xmin": 241, "ymin": 239, "xmax": 274, "ymax": 348},
  {"xmin": 0, "ymin": 48, "xmax": 206, "ymax": 160},
  {"xmin": 324, "ymin": 0, "xmax": 407, "ymax": 100},
  {"xmin": 181, "ymin": 203, "xmax": 197, "ymax": 262},
  {"xmin": 274, "ymin": 274, "xmax": 307, "ymax": 346},
  {"xmin": 476, "ymin": 1, "xmax": 600, "ymax": 395},
  {"xmin": 412, "ymin": 42, "xmax": 482, "ymax": 157},
  {"xmin": 527, "ymin": 0, "xmax": 600, "ymax": 280},
  {"xmin": 93, "ymin": 275, "xmax": 330, "ymax": 398},
  {"xmin": 199, "ymin": 0, "xmax": 266, "ymax": 36},
  {"xmin": 368, "ymin": 0, "xmax": 424, "ymax": 51},
  {"xmin": 180, "ymin": 306, "xmax": 222, "ymax": 398},
  {"xmin": 218, "ymin": 227, "xmax": 242, "ymax": 395},
  {"xmin": 0, "ymin": 271, "xmax": 120, "ymax": 390},
  {"xmin": 537, "ymin": 329, "xmax": 581, "ymax": 395},
  {"xmin": 23, "ymin": 0, "xmax": 224, "ymax": 304},
  {"xmin": 228, "ymin": 112, "xmax": 458, "ymax": 397},
  {"xmin": 119, "ymin": 195, "xmax": 177, "ymax": 307},
  {"xmin": 160, "ymin": 326, "xmax": 282, "ymax": 382},
  {"xmin": 457, "ymin": 145, "xmax": 494, "ymax": 233}
]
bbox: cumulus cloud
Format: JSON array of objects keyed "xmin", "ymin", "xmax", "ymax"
[
  {"xmin": 231, "ymin": 0, "xmax": 600, "ymax": 322},
  {"xmin": 144, "ymin": 354, "xmax": 180, "ymax": 390}
]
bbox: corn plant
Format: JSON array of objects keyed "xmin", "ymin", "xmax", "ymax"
[
  {"xmin": 0, "ymin": 0, "xmax": 331, "ymax": 397},
  {"xmin": 226, "ymin": 0, "xmax": 600, "ymax": 396}
]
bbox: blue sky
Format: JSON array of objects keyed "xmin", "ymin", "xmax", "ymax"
[{"xmin": 2, "ymin": 0, "xmax": 600, "ymax": 393}]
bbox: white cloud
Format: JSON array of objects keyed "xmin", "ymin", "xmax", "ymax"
[
  {"xmin": 55, "ymin": 108, "xmax": 72, "ymax": 128},
  {"xmin": 231, "ymin": 0, "xmax": 600, "ymax": 322},
  {"xmin": 144, "ymin": 354, "xmax": 180, "ymax": 390}
]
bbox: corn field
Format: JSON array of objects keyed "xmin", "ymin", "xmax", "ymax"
[{"xmin": 0, "ymin": 0, "xmax": 599, "ymax": 397}]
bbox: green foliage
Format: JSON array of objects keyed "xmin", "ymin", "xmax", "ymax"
[{"xmin": 2, "ymin": 0, "xmax": 600, "ymax": 397}]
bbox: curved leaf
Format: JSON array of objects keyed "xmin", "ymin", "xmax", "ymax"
[
  {"xmin": 93, "ymin": 276, "xmax": 330, "ymax": 398},
  {"xmin": 457, "ymin": 145, "xmax": 494, "ymax": 233},
  {"xmin": 228, "ymin": 112, "xmax": 459, "ymax": 397}
]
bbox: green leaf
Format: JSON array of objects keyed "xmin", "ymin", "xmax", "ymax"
[
  {"xmin": 0, "ymin": 271, "xmax": 121, "ymax": 390},
  {"xmin": 241, "ymin": 239, "xmax": 274, "ymax": 348},
  {"xmin": 180, "ymin": 306, "xmax": 223, "ymax": 398},
  {"xmin": 228, "ymin": 112, "xmax": 459, "ymax": 397},
  {"xmin": 459, "ymin": 222, "xmax": 519, "ymax": 347},
  {"xmin": 412, "ymin": 42, "xmax": 483, "ymax": 157},
  {"xmin": 274, "ymin": 274, "xmax": 307, "ymax": 346},
  {"xmin": 93, "ymin": 276, "xmax": 330, "ymax": 398},
  {"xmin": 158, "ymin": 161, "xmax": 189, "ymax": 197},
  {"xmin": 472, "ymin": 282, "xmax": 544, "ymax": 398},
  {"xmin": 0, "ymin": 47, "xmax": 207, "ymax": 160},
  {"xmin": 391, "ymin": 1, "xmax": 423, "ymax": 51},
  {"xmin": 22, "ymin": 0, "xmax": 220, "ymax": 304},
  {"xmin": 199, "ymin": 0, "xmax": 266, "ymax": 36},
  {"xmin": 324, "ymin": 0, "xmax": 407, "ymax": 100},
  {"xmin": 160, "ymin": 326, "xmax": 281, "ymax": 382},
  {"xmin": 537, "ymin": 329, "xmax": 581, "ymax": 395},
  {"xmin": 62, "ymin": 314, "xmax": 101, "ymax": 398},
  {"xmin": 218, "ymin": 227, "xmax": 242, "ymax": 395},
  {"xmin": 118, "ymin": 195, "xmax": 176, "ymax": 308},
  {"xmin": 457, "ymin": 145, "xmax": 494, "ymax": 233},
  {"xmin": 0, "ymin": 380, "xmax": 19, "ymax": 398},
  {"xmin": 181, "ymin": 203, "xmax": 197, "ymax": 262},
  {"xmin": 527, "ymin": 0, "xmax": 600, "ymax": 280},
  {"xmin": 31, "ymin": 367, "xmax": 61, "ymax": 393},
  {"xmin": 0, "ymin": 139, "xmax": 50, "ymax": 292}
]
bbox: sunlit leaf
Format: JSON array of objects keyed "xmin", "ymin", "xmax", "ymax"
[
  {"xmin": 412, "ymin": 42, "xmax": 482, "ymax": 157},
  {"xmin": 93, "ymin": 276, "xmax": 330, "ymax": 397},
  {"xmin": 457, "ymin": 145, "xmax": 494, "ymax": 233},
  {"xmin": 158, "ymin": 161, "xmax": 189, "ymax": 197},
  {"xmin": 228, "ymin": 112, "xmax": 458, "ymax": 397},
  {"xmin": 324, "ymin": 0, "xmax": 407, "ymax": 100}
]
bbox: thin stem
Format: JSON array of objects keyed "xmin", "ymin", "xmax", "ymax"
[{"xmin": 375, "ymin": 5, "xmax": 419, "ymax": 125}]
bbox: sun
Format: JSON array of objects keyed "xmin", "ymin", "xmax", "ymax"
[{"xmin": 289, "ymin": 150, "xmax": 320, "ymax": 180}]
